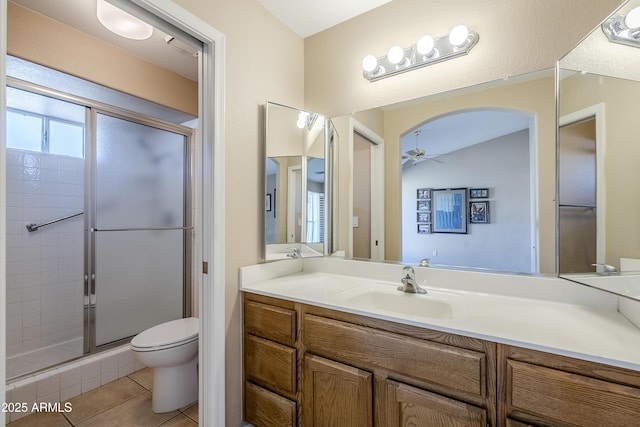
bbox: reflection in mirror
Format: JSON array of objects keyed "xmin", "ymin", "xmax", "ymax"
[
  {"xmin": 264, "ymin": 102, "xmax": 327, "ymax": 260},
  {"xmin": 331, "ymin": 69, "xmax": 557, "ymax": 275},
  {"xmin": 558, "ymin": 0, "xmax": 640, "ymax": 301},
  {"xmin": 401, "ymin": 109, "xmax": 534, "ymax": 272}
]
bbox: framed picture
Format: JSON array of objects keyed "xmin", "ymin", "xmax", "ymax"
[
  {"xmin": 470, "ymin": 201, "xmax": 489, "ymax": 223},
  {"xmin": 417, "ymin": 212, "xmax": 431, "ymax": 223},
  {"xmin": 417, "ymin": 188, "xmax": 431, "ymax": 200},
  {"xmin": 417, "ymin": 223, "xmax": 431, "ymax": 234},
  {"xmin": 417, "ymin": 200, "xmax": 431, "ymax": 211},
  {"xmin": 470, "ymin": 188, "xmax": 489, "ymax": 199},
  {"xmin": 431, "ymin": 188, "xmax": 468, "ymax": 233},
  {"xmin": 265, "ymin": 193, "xmax": 272, "ymax": 212}
]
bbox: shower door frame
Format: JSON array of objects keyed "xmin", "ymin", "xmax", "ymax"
[
  {"xmin": 85, "ymin": 107, "xmax": 194, "ymax": 353},
  {"xmin": 5, "ymin": 77, "xmax": 194, "ymax": 354}
]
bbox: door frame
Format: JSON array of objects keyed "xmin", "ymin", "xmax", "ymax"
[
  {"xmin": 0, "ymin": 1, "xmax": 227, "ymax": 425},
  {"xmin": 559, "ymin": 103, "xmax": 606, "ymax": 270},
  {"xmin": 348, "ymin": 119, "xmax": 385, "ymax": 260}
]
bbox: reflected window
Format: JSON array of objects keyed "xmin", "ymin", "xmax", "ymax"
[{"xmin": 306, "ymin": 191, "xmax": 325, "ymax": 243}]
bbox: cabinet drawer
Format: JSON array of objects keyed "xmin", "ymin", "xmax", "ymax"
[
  {"xmin": 304, "ymin": 314, "xmax": 486, "ymax": 398},
  {"xmin": 507, "ymin": 360, "xmax": 640, "ymax": 427},
  {"xmin": 245, "ymin": 335, "xmax": 297, "ymax": 397},
  {"xmin": 246, "ymin": 381, "xmax": 296, "ymax": 427},
  {"xmin": 245, "ymin": 300, "xmax": 296, "ymax": 346}
]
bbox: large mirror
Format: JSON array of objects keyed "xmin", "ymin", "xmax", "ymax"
[
  {"xmin": 330, "ymin": 69, "xmax": 557, "ymax": 275},
  {"xmin": 264, "ymin": 102, "xmax": 329, "ymax": 260},
  {"xmin": 558, "ymin": 0, "xmax": 640, "ymax": 300}
]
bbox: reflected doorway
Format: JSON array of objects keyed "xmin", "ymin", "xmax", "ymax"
[
  {"xmin": 558, "ymin": 118, "xmax": 597, "ymax": 273},
  {"xmin": 353, "ymin": 132, "xmax": 373, "ymax": 259}
]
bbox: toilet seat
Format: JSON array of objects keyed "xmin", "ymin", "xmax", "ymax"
[{"xmin": 131, "ymin": 317, "xmax": 198, "ymax": 352}]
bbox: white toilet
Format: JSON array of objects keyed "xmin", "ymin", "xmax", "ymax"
[{"xmin": 131, "ymin": 317, "xmax": 199, "ymax": 413}]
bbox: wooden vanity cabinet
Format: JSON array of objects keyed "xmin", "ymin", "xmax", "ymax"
[
  {"xmin": 245, "ymin": 293, "xmax": 640, "ymax": 427},
  {"xmin": 499, "ymin": 345, "xmax": 640, "ymax": 427},
  {"xmin": 244, "ymin": 293, "xmax": 496, "ymax": 427}
]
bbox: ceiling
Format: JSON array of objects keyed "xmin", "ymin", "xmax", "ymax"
[{"xmin": 256, "ymin": 0, "xmax": 392, "ymax": 38}]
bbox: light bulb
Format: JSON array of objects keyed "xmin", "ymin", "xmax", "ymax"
[
  {"xmin": 362, "ymin": 55, "xmax": 378, "ymax": 73},
  {"xmin": 416, "ymin": 35, "xmax": 435, "ymax": 56},
  {"xmin": 625, "ymin": 7, "xmax": 640, "ymax": 29},
  {"xmin": 296, "ymin": 120, "xmax": 305, "ymax": 129},
  {"xmin": 449, "ymin": 25, "xmax": 470, "ymax": 47},
  {"xmin": 387, "ymin": 46, "xmax": 405, "ymax": 65}
]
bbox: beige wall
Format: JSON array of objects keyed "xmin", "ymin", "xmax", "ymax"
[
  {"xmin": 560, "ymin": 73, "xmax": 640, "ymax": 270},
  {"xmin": 171, "ymin": 2, "xmax": 303, "ymax": 425},
  {"xmin": 7, "ymin": 2, "xmax": 198, "ymax": 116},
  {"xmin": 304, "ymin": 0, "xmax": 622, "ymax": 117},
  {"xmin": 8, "ymin": 0, "xmax": 304, "ymax": 425}
]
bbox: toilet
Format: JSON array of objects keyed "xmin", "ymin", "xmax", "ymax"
[{"xmin": 131, "ymin": 317, "xmax": 199, "ymax": 413}]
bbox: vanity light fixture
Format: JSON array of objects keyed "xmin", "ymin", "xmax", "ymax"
[
  {"xmin": 296, "ymin": 111, "xmax": 318, "ymax": 130},
  {"xmin": 96, "ymin": 0, "xmax": 153, "ymax": 40},
  {"xmin": 362, "ymin": 25, "xmax": 479, "ymax": 82},
  {"xmin": 602, "ymin": 6, "xmax": 640, "ymax": 48}
]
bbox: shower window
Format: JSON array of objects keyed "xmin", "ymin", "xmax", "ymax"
[{"xmin": 6, "ymin": 107, "xmax": 84, "ymax": 158}]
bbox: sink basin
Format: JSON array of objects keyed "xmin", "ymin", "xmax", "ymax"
[{"xmin": 332, "ymin": 284, "xmax": 458, "ymax": 320}]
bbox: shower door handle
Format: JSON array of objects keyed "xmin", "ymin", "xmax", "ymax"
[
  {"xmin": 84, "ymin": 274, "xmax": 96, "ymax": 307},
  {"xmin": 90, "ymin": 274, "xmax": 96, "ymax": 306},
  {"xmin": 84, "ymin": 274, "xmax": 90, "ymax": 307}
]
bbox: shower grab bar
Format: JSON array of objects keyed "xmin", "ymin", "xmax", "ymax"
[
  {"xmin": 26, "ymin": 212, "xmax": 84, "ymax": 232},
  {"xmin": 92, "ymin": 226, "xmax": 193, "ymax": 232}
]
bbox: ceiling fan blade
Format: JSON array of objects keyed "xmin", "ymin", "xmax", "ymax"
[{"xmin": 426, "ymin": 157, "xmax": 445, "ymax": 164}]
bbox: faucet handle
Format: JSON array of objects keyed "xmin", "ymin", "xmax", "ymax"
[{"xmin": 402, "ymin": 265, "xmax": 415, "ymax": 278}]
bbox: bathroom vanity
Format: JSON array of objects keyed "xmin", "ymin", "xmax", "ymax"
[{"xmin": 240, "ymin": 258, "xmax": 640, "ymax": 427}]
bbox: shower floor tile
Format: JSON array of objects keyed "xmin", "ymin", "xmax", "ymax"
[{"xmin": 7, "ymin": 369, "xmax": 199, "ymax": 426}]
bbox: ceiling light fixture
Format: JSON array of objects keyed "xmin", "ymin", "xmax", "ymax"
[
  {"xmin": 96, "ymin": 0, "xmax": 153, "ymax": 41},
  {"xmin": 362, "ymin": 25, "xmax": 479, "ymax": 82},
  {"xmin": 602, "ymin": 6, "xmax": 640, "ymax": 48}
]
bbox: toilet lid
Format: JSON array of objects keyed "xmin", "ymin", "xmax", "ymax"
[{"xmin": 131, "ymin": 317, "xmax": 199, "ymax": 349}]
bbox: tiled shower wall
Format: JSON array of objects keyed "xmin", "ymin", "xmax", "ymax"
[{"xmin": 5, "ymin": 148, "xmax": 84, "ymax": 359}]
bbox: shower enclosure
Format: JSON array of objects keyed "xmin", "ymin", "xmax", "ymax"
[{"xmin": 5, "ymin": 81, "xmax": 192, "ymax": 379}]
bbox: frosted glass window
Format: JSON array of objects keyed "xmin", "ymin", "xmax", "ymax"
[
  {"xmin": 6, "ymin": 110, "xmax": 42, "ymax": 151},
  {"xmin": 49, "ymin": 120, "xmax": 84, "ymax": 158}
]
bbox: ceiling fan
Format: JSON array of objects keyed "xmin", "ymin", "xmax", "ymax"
[{"xmin": 402, "ymin": 130, "xmax": 444, "ymax": 168}]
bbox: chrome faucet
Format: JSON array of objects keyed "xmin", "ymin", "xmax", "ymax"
[
  {"xmin": 592, "ymin": 263, "xmax": 618, "ymax": 275},
  {"xmin": 286, "ymin": 247, "xmax": 301, "ymax": 259},
  {"xmin": 397, "ymin": 265, "xmax": 427, "ymax": 294}
]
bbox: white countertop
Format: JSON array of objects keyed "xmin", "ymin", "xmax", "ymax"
[{"xmin": 240, "ymin": 257, "xmax": 640, "ymax": 371}]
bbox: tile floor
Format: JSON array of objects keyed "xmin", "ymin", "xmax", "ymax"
[{"xmin": 7, "ymin": 368, "xmax": 198, "ymax": 427}]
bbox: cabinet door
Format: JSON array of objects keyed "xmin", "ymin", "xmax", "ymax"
[
  {"xmin": 383, "ymin": 379, "xmax": 487, "ymax": 427},
  {"xmin": 245, "ymin": 381, "xmax": 296, "ymax": 427},
  {"xmin": 302, "ymin": 354, "xmax": 372, "ymax": 427}
]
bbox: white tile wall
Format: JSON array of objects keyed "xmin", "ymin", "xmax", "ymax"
[
  {"xmin": 5, "ymin": 148, "xmax": 84, "ymax": 374},
  {"xmin": 5, "ymin": 345, "xmax": 144, "ymax": 423}
]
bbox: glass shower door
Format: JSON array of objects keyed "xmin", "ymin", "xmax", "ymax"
[{"xmin": 91, "ymin": 112, "xmax": 190, "ymax": 348}]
